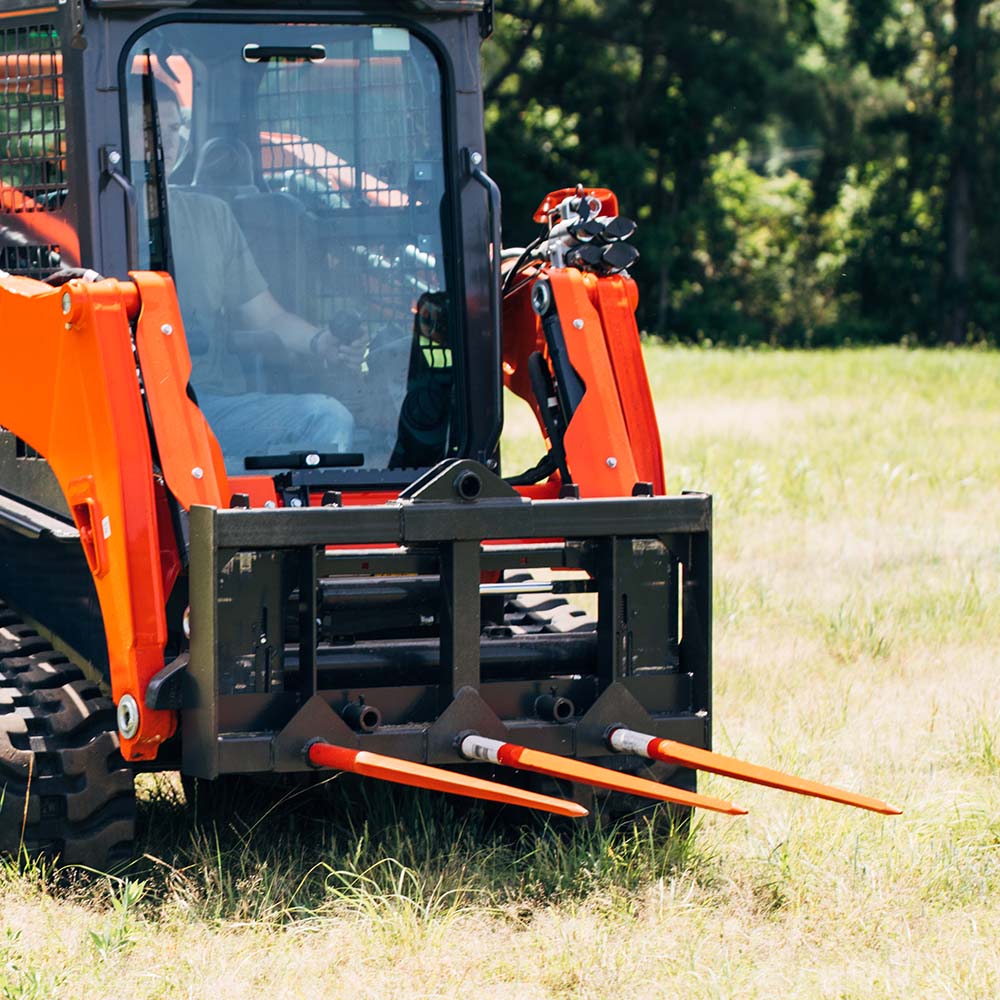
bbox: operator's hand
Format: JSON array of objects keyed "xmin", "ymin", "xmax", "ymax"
[
  {"xmin": 310, "ymin": 328, "xmax": 368, "ymax": 369},
  {"xmin": 334, "ymin": 333, "xmax": 368, "ymax": 369}
]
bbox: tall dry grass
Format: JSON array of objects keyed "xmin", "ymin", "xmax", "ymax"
[{"xmin": 2, "ymin": 346, "xmax": 998, "ymax": 999}]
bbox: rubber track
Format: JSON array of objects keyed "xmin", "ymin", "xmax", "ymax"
[
  {"xmin": 502, "ymin": 572, "xmax": 596, "ymax": 634},
  {"xmin": 0, "ymin": 605, "xmax": 136, "ymax": 868}
]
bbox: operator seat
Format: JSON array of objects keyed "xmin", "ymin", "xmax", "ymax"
[
  {"xmin": 190, "ymin": 137, "xmax": 259, "ymax": 201},
  {"xmin": 230, "ymin": 189, "xmax": 316, "ymax": 315},
  {"xmin": 190, "ymin": 135, "xmax": 318, "ymax": 317}
]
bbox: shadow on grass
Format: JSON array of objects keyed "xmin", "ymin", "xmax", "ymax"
[
  {"xmin": 0, "ymin": 772, "xmax": 716, "ymax": 923},
  {"xmin": 87, "ymin": 772, "xmax": 714, "ymax": 924}
]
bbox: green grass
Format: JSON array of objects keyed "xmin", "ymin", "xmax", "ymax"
[{"xmin": 3, "ymin": 345, "xmax": 1000, "ymax": 998}]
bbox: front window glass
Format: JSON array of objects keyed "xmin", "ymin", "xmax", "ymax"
[{"xmin": 124, "ymin": 22, "xmax": 455, "ymax": 474}]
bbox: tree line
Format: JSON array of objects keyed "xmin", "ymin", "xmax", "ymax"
[{"xmin": 484, "ymin": 0, "xmax": 998, "ymax": 345}]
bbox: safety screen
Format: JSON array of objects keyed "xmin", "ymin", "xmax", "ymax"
[
  {"xmin": 255, "ymin": 38, "xmax": 438, "ymax": 211},
  {"xmin": 0, "ymin": 25, "xmax": 65, "ymax": 212},
  {"xmin": 0, "ymin": 25, "xmax": 65, "ymax": 278},
  {"xmin": 0, "ymin": 243, "xmax": 59, "ymax": 275},
  {"xmin": 252, "ymin": 30, "xmax": 445, "ymax": 331},
  {"xmin": 124, "ymin": 22, "xmax": 456, "ymax": 475}
]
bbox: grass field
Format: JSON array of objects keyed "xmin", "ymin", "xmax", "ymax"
[{"xmin": 3, "ymin": 346, "xmax": 999, "ymax": 999}]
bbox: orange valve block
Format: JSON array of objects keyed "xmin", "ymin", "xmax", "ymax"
[
  {"xmin": 458, "ymin": 734, "xmax": 747, "ymax": 816},
  {"xmin": 608, "ymin": 728, "xmax": 902, "ymax": 815},
  {"xmin": 306, "ymin": 741, "xmax": 588, "ymax": 818}
]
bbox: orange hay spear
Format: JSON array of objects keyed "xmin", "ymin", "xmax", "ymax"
[
  {"xmin": 608, "ymin": 727, "xmax": 901, "ymax": 815},
  {"xmin": 458, "ymin": 734, "xmax": 747, "ymax": 815},
  {"xmin": 306, "ymin": 740, "xmax": 588, "ymax": 818}
]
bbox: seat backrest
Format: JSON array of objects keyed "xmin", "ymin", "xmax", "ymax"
[
  {"xmin": 190, "ymin": 137, "xmax": 259, "ymax": 201},
  {"xmin": 231, "ymin": 191, "xmax": 314, "ymax": 315}
]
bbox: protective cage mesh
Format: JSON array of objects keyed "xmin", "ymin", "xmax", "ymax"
[
  {"xmin": 252, "ymin": 47, "xmax": 444, "ymax": 328},
  {"xmin": 255, "ymin": 51, "xmax": 437, "ymax": 210},
  {"xmin": 1, "ymin": 24, "xmax": 65, "ymax": 279},
  {"xmin": 0, "ymin": 24, "xmax": 65, "ymax": 212},
  {"xmin": 0, "ymin": 242, "xmax": 60, "ymax": 274}
]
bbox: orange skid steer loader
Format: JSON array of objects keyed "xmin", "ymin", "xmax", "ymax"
[{"xmin": 0, "ymin": 0, "xmax": 897, "ymax": 867}]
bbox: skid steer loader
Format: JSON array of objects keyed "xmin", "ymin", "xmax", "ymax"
[{"xmin": 0, "ymin": 0, "xmax": 897, "ymax": 867}]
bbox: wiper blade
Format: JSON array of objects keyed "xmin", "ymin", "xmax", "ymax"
[
  {"xmin": 141, "ymin": 50, "xmax": 174, "ymax": 275},
  {"xmin": 243, "ymin": 452, "xmax": 365, "ymax": 471}
]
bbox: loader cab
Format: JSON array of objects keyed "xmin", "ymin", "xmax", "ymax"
[{"xmin": 1, "ymin": 0, "xmax": 501, "ymax": 488}]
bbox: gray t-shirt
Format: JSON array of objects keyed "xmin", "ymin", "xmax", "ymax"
[{"xmin": 166, "ymin": 189, "xmax": 268, "ymax": 395}]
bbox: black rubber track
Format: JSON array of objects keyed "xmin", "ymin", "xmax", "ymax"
[
  {"xmin": 0, "ymin": 604, "xmax": 136, "ymax": 868},
  {"xmin": 502, "ymin": 572, "xmax": 597, "ymax": 635}
]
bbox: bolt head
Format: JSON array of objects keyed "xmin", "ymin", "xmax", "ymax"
[
  {"xmin": 191, "ymin": 467, "xmax": 204, "ymax": 480},
  {"xmin": 572, "ymin": 318, "xmax": 584, "ymax": 330},
  {"xmin": 470, "ymin": 151, "xmax": 483, "ymax": 166},
  {"xmin": 161, "ymin": 323, "xmax": 173, "ymax": 335},
  {"xmin": 108, "ymin": 149, "xmax": 122, "ymax": 166},
  {"xmin": 117, "ymin": 694, "xmax": 140, "ymax": 739},
  {"xmin": 264, "ymin": 500, "xmax": 277, "ymax": 509},
  {"xmin": 289, "ymin": 497, "xmax": 304, "ymax": 507},
  {"xmin": 606, "ymin": 456, "xmax": 618, "ymax": 468},
  {"xmin": 531, "ymin": 280, "xmax": 552, "ymax": 316},
  {"xmin": 305, "ymin": 453, "xmax": 320, "ymax": 467},
  {"xmin": 61, "ymin": 292, "xmax": 72, "ymax": 315}
]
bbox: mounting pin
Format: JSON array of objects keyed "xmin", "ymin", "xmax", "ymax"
[
  {"xmin": 191, "ymin": 467, "xmax": 204, "ymax": 480},
  {"xmin": 117, "ymin": 694, "xmax": 139, "ymax": 739},
  {"xmin": 606, "ymin": 457, "xmax": 618, "ymax": 468},
  {"xmin": 531, "ymin": 280, "xmax": 552, "ymax": 316},
  {"xmin": 161, "ymin": 323, "xmax": 173, "ymax": 335},
  {"xmin": 572, "ymin": 318, "xmax": 584, "ymax": 330},
  {"xmin": 61, "ymin": 292, "xmax": 72, "ymax": 315}
]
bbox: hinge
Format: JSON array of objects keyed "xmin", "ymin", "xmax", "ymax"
[{"xmin": 479, "ymin": 0, "xmax": 494, "ymax": 39}]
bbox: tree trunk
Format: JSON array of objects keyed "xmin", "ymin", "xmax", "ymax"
[{"xmin": 940, "ymin": 0, "xmax": 981, "ymax": 343}]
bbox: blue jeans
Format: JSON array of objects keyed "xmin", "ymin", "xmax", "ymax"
[{"xmin": 200, "ymin": 391, "xmax": 354, "ymax": 474}]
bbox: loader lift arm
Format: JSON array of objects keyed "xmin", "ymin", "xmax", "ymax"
[{"xmin": 0, "ymin": 272, "xmax": 179, "ymax": 758}]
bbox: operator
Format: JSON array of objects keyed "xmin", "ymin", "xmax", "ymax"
[{"xmin": 129, "ymin": 79, "xmax": 362, "ymax": 470}]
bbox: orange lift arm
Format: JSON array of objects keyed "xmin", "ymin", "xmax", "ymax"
[
  {"xmin": 0, "ymin": 272, "xmax": 228, "ymax": 760},
  {"xmin": 502, "ymin": 265, "xmax": 665, "ymax": 498},
  {"xmin": 131, "ymin": 271, "xmax": 228, "ymax": 511},
  {"xmin": 0, "ymin": 274, "xmax": 170, "ymax": 758}
]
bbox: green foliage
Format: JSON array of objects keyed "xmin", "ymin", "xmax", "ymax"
[
  {"xmin": 678, "ymin": 149, "xmax": 846, "ymax": 345},
  {"xmin": 88, "ymin": 878, "xmax": 147, "ymax": 959},
  {"xmin": 485, "ymin": 0, "xmax": 1000, "ymax": 344},
  {"xmin": 487, "ymin": 0, "xmax": 820, "ymax": 339},
  {"xmin": 0, "ymin": 930, "xmax": 64, "ymax": 1000}
]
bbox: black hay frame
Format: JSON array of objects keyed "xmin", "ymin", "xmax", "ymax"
[{"xmin": 178, "ymin": 461, "xmax": 712, "ymax": 780}]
